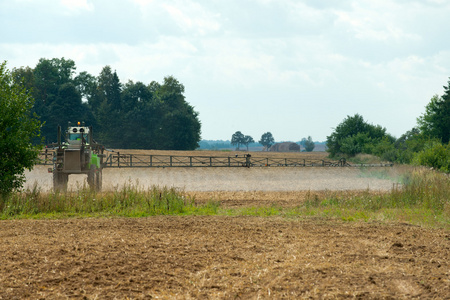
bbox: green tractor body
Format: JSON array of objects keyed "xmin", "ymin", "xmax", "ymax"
[{"xmin": 51, "ymin": 123, "xmax": 104, "ymax": 192}]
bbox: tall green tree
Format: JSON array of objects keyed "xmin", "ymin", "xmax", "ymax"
[
  {"xmin": 94, "ymin": 66, "xmax": 123, "ymax": 146},
  {"xmin": 243, "ymin": 135, "xmax": 255, "ymax": 151},
  {"xmin": 417, "ymin": 81, "xmax": 450, "ymax": 143},
  {"xmin": 121, "ymin": 80, "xmax": 157, "ymax": 148},
  {"xmin": 259, "ymin": 132, "xmax": 275, "ymax": 150},
  {"xmin": 326, "ymin": 114, "xmax": 389, "ymax": 157},
  {"xmin": 30, "ymin": 58, "xmax": 80, "ymax": 143},
  {"xmin": 155, "ymin": 76, "xmax": 201, "ymax": 150},
  {"xmin": 74, "ymin": 71, "xmax": 97, "ymax": 103},
  {"xmin": 97, "ymin": 66, "xmax": 122, "ymax": 111},
  {"xmin": 231, "ymin": 131, "xmax": 245, "ymax": 150},
  {"xmin": 9, "ymin": 58, "xmax": 202, "ymax": 150},
  {"xmin": 0, "ymin": 62, "xmax": 42, "ymax": 198}
]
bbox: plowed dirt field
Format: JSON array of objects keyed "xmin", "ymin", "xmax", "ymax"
[
  {"xmin": 3, "ymin": 151, "xmax": 448, "ymax": 299},
  {"xmin": 1, "ymin": 217, "xmax": 449, "ymax": 299}
]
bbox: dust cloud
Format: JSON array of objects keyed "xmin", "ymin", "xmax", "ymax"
[{"xmin": 24, "ymin": 165, "xmax": 400, "ymax": 192}]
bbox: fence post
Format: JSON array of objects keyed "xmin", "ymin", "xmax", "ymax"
[
  {"xmin": 130, "ymin": 155, "xmax": 132, "ymax": 167},
  {"xmin": 190, "ymin": 156, "xmax": 192, "ymax": 167},
  {"xmin": 228, "ymin": 157, "xmax": 230, "ymax": 167},
  {"xmin": 170, "ymin": 156, "xmax": 173, "ymax": 167},
  {"xmin": 117, "ymin": 152, "xmax": 120, "ymax": 168},
  {"xmin": 150, "ymin": 155, "xmax": 152, "ymax": 167}
]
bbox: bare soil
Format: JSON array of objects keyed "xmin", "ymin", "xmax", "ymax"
[
  {"xmin": 7, "ymin": 151, "xmax": 447, "ymax": 299},
  {"xmin": 1, "ymin": 217, "xmax": 448, "ymax": 299}
]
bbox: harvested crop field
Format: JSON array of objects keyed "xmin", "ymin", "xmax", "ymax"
[
  {"xmin": 4, "ymin": 151, "xmax": 447, "ymax": 298},
  {"xmin": 1, "ymin": 217, "xmax": 449, "ymax": 299}
]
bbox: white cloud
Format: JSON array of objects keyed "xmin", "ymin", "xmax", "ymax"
[
  {"xmin": 333, "ymin": 2, "xmax": 420, "ymax": 43},
  {"xmin": 1, "ymin": 0, "xmax": 450, "ymax": 140},
  {"xmin": 162, "ymin": 3, "xmax": 221, "ymax": 35}
]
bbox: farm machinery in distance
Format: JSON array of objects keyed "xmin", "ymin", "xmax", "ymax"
[{"xmin": 48, "ymin": 122, "xmax": 105, "ymax": 192}]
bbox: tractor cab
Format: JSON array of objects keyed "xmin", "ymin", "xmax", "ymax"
[{"xmin": 66, "ymin": 123, "xmax": 91, "ymax": 149}]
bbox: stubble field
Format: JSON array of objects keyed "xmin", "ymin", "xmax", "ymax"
[{"xmin": 1, "ymin": 150, "xmax": 448, "ymax": 299}]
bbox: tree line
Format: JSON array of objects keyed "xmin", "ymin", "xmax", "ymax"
[
  {"xmin": 11, "ymin": 58, "xmax": 201, "ymax": 150},
  {"xmin": 326, "ymin": 79, "xmax": 450, "ymax": 172},
  {"xmin": 229, "ymin": 131, "xmax": 315, "ymax": 151}
]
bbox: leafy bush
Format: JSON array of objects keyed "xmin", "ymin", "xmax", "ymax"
[
  {"xmin": 327, "ymin": 114, "xmax": 392, "ymax": 157},
  {"xmin": 0, "ymin": 61, "xmax": 42, "ymax": 198},
  {"xmin": 412, "ymin": 142, "xmax": 450, "ymax": 173}
]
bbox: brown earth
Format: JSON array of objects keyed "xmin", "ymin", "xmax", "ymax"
[
  {"xmin": 7, "ymin": 151, "xmax": 448, "ymax": 299},
  {"xmin": 0, "ymin": 217, "xmax": 449, "ymax": 299}
]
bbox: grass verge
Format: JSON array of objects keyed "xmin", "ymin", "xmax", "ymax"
[
  {"xmin": 0, "ymin": 183, "xmax": 220, "ymax": 219},
  {"xmin": 1, "ymin": 169, "xmax": 448, "ymax": 228}
]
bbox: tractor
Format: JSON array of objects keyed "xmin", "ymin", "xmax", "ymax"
[{"xmin": 49, "ymin": 122, "xmax": 105, "ymax": 192}]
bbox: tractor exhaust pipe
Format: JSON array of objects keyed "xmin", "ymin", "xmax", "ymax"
[
  {"xmin": 89, "ymin": 126, "xmax": 93, "ymax": 145},
  {"xmin": 57, "ymin": 125, "xmax": 61, "ymax": 148}
]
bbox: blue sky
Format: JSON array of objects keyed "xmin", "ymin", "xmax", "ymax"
[{"xmin": 1, "ymin": 0, "xmax": 450, "ymax": 142}]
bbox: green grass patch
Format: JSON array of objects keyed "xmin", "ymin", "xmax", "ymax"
[
  {"xmin": 294, "ymin": 169, "xmax": 450, "ymax": 228},
  {"xmin": 0, "ymin": 183, "xmax": 219, "ymax": 219},
  {"xmin": 1, "ymin": 169, "xmax": 449, "ymax": 228}
]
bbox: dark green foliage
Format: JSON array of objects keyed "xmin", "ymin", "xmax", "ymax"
[
  {"xmin": 0, "ymin": 61, "xmax": 42, "ymax": 197},
  {"xmin": 326, "ymin": 114, "xmax": 390, "ymax": 157},
  {"xmin": 259, "ymin": 132, "xmax": 275, "ymax": 150},
  {"xmin": 243, "ymin": 135, "xmax": 255, "ymax": 151},
  {"xmin": 412, "ymin": 142, "xmax": 450, "ymax": 173},
  {"xmin": 417, "ymin": 85, "xmax": 450, "ymax": 144},
  {"xmin": 19, "ymin": 58, "xmax": 94, "ymax": 144},
  {"xmin": 117, "ymin": 77, "xmax": 201, "ymax": 150},
  {"xmin": 231, "ymin": 131, "xmax": 245, "ymax": 150},
  {"xmin": 10, "ymin": 58, "xmax": 201, "ymax": 150}
]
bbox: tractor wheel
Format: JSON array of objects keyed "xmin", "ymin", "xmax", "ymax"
[
  {"xmin": 53, "ymin": 171, "xmax": 68, "ymax": 192},
  {"xmin": 61, "ymin": 173, "xmax": 68, "ymax": 191},
  {"xmin": 87, "ymin": 165, "xmax": 95, "ymax": 190},
  {"xmin": 95, "ymin": 169, "xmax": 102, "ymax": 192}
]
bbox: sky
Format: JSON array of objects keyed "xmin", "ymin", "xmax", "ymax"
[{"xmin": 1, "ymin": 0, "xmax": 450, "ymax": 142}]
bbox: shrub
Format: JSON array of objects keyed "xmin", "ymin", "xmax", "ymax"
[{"xmin": 412, "ymin": 142, "xmax": 450, "ymax": 173}]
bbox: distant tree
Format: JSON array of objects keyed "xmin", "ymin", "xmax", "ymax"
[
  {"xmin": 11, "ymin": 66, "xmax": 34, "ymax": 92},
  {"xmin": 97, "ymin": 66, "xmax": 122, "ymax": 111},
  {"xmin": 74, "ymin": 71, "xmax": 97, "ymax": 103},
  {"xmin": 326, "ymin": 114, "xmax": 390, "ymax": 157},
  {"xmin": 0, "ymin": 62, "xmax": 42, "ymax": 198},
  {"xmin": 9, "ymin": 58, "xmax": 201, "ymax": 150},
  {"xmin": 31, "ymin": 58, "xmax": 78, "ymax": 143},
  {"xmin": 417, "ymin": 82, "xmax": 450, "ymax": 143},
  {"xmin": 301, "ymin": 136, "xmax": 315, "ymax": 152},
  {"xmin": 243, "ymin": 135, "xmax": 255, "ymax": 151},
  {"xmin": 94, "ymin": 66, "xmax": 123, "ymax": 146},
  {"xmin": 259, "ymin": 132, "xmax": 275, "ymax": 150},
  {"xmin": 47, "ymin": 82, "xmax": 93, "ymax": 133},
  {"xmin": 156, "ymin": 76, "xmax": 201, "ymax": 150},
  {"xmin": 231, "ymin": 131, "xmax": 245, "ymax": 150}
]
